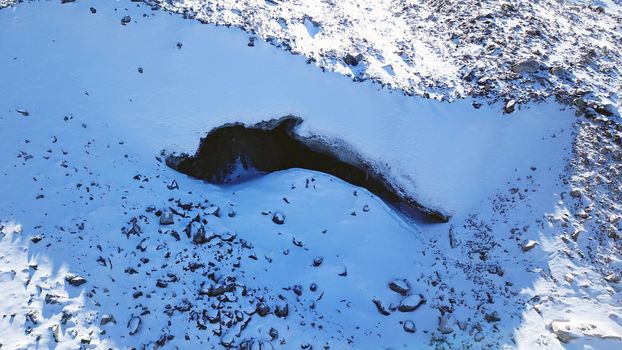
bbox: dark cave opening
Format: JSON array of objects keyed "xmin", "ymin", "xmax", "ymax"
[{"xmin": 166, "ymin": 116, "xmax": 449, "ymax": 223}]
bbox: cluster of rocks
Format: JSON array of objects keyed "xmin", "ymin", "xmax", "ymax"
[
  {"xmin": 372, "ymin": 278, "xmax": 425, "ymax": 334},
  {"xmin": 557, "ymin": 114, "xmax": 622, "ymax": 284},
  {"xmin": 106, "ymin": 199, "xmax": 337, "ymax": 349}
]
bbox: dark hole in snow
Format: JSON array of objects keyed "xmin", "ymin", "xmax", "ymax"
[{"xmin": 166, "ymin": 116, "xmax": 449, "ymax": 222}]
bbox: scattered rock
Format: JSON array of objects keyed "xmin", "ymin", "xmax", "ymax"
[
  {"xmin": 293, "ymin": 284, "xmax": 303, "ymax": 296},
  {"xmin": 15, "ymin": 108, "xmax": 29, "ymax": 117},
  {"xmin": 121, "ymin": 16, "xmax": 131, "ymax": 25},
  {"xmin": 256, "ymin": 302, "xmax": 270, "ymax": 317},
  {"xmin": 403, "ymin": 320, "xmax": 416, "ymax": 333},
  {"xmin": 605, "ymin": 273, "xmax": 620, "ymax": 283},
  {"xmin": 564, "ymin": 273, "xmax": 574, "ymax": 283},
  {"xmin": 192, "ymin": 226, "xmax": 211, "ymax": 244},
  {"xmin": 372, "ymin": 299, "xmax": 391, "ymax": 316},
  {"xmin": 511, "ymin": 59, "xmax": 540, "ymax": 74},
  {"xmin": 100, "ymin": 314, "xmax": 115, "ymax": 325},
  {"xmin": 344, "ymin": 53, "xmax": 362, "ymax": 66},
  {"xmin": 550, "ymin": 320, "xmax": 580, "ymax": 343},
  {"xmin": 25, "ymin": 310, "xmax": 40, "ymax": 324},
  {"xmin": 398, "ymin": 294, "xmax": 425, "ymax": 312},
  {"xmin": 504, "ymin": 99, "xmax": 517, "ymax": 113},
  {"xmin": 269, "ymin": 327, "xmax": 279, "ymax": 340},
  {"xmin": 49, "ymin": 324, "xmax": 61, "ymax": 342},
  {"xmin": 522, "ymin": 240, "xmax": 538, "ymax": 252},
  {"xmin": 272, "ymin": 212, "xmax": 285, "ymax": 224},
  {"xmin": 312, "ymin": 257, "xmax": 323, "ymax": 267},
  {"xmin": 156, "ymin": 279, "xmax": 168, "ymax": 288},
  {"xmin": 274, "ymin": 302, "xmax": 289, "ymax": 318},
  {"xmin": 438, "ymin": 314, "xmax": 454, "ymax": 334},
  {"xmin": 45, "ymin": 294, "xmax": 62, "ymax": 305},
  {"xmin": 595, "ymin": 104, "xmax": 615, "ymax": 117},
  {"xmin": 220, "ymin": 330, "xmax": 236, "ymax": 347},
  {"xmin": 570, "ymin": 188, "xmax": 582, "ymax": 198},
  {"xmin": 128, "ymin": 315, "xmax": 141, "ymax": 335},
  {"xmin": 207, "ymin": 283, "xmax": 236, "ymax": 297},
  {"xmin": 159, "ymin": 211, "xmax": 174, "ymax": 225},
  {"xmin": 65, "ymin": 274, "xmax": 86, "ymax": 287},
  {"xmin": 485, "ymin": 311, "xmax": 500, "ymax": 322},
  {"xmin": 169, "ymin": 230, "xmax": 180, "ymax": 241},
  {"xmin": 388, "ymin": 279, "xmax": 411, "ymax": 296},
  {"xmin": 89, "ymin": 7, "xmax": 96, "ymax": 14}
]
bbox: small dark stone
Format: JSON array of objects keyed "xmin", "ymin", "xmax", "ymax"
[
  {"xmin": 485, "ymin": 311, "xmax": 501, "ymax": 323},
  {"xmin": 156, "ymin": 279, "xmax": 168, "ymax": 288},
  {"xmin": 138, "ymin": 67, "xmax": 143, "ymax": 74},
  {"xmin": 256, "ymin": 303, "xmax": 270, "ymax": 317},
  {"xmin": 207, "ymin": 284, "xmax": 235, "ymax": 297},
  {"xmin": 372, "ymin": 299, "xmax": 391, "ymax": 316},
  {"xmin": 100, "ymin": 314, "xmax": 115, "ymax": 325},
  {"xmin": 121, "ymin": 16, "xmax": 131, "ymax": 25},
  {"xmin": 504, "ymin": 99, "xmax": 517, "ymax": 114},
  {"xmin": 398, "ymin": 294, "xmax": 426, "ymax": 312},
  {"xmin": 193, "ymin": 226, "xmax": 216, "ymax": 245},
  {"xmin": 293, "ymin": 284, "xmax": 303, "ymax": 296},
  {"xmin": 388, "ymin": 279, "xmax": 411, "ymax": 296},
  {"xmin": 45, "ymin": 294, "xmax": 61, "ymax": 304},
  {"xmin": 269, "ymin": 328, "xmax": 279, "ymax": 340},
  {"xmin": 65, "ymin": 274, "xmax": 87, "ymax": 287},
  {"xmin": 274, "ymin": 303, "xmax": 289, "ymax": 318},
  {"xmin": 89, "ymin": 7, "xmax": 97, "ymax": 14},
  {"xmin": 272, "ymin": 212, "xmax": 285, "ymax": 225},
  {"xmin": 403, "ymin": 320, "xmax": 416, "ymax": 333},
  {"xmin": 344, "ymin": 53, "xmax": 361, "ymax": 66},
  {"xmin": 15, "ymin": 109, "xmax": 29, "ymax": 117}
]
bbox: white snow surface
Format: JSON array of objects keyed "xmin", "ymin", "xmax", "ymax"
[{"xmin": 1, "ymin": 1, "xmax": 622, "ymax": 350}]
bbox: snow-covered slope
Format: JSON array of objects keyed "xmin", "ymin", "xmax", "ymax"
[
  {"xmin": 2, "ymin": 0, "xmax": 622, "ymax": 110},
  {"xmin": 114, "ymin": 0, "xmax": 622, "ymax": 109},
  {"xmin": 1, "ymin": 1, "xmax": 622, "ymax": 350}
]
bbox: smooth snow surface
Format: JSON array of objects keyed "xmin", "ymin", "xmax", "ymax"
[{"xmin": 1, "ymin": 1, "xmax": 621, "ymax": 350}]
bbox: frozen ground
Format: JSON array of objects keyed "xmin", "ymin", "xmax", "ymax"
[{"xmin": 0, "ymin": 0, "xmax": 621, "ymax": 349}]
